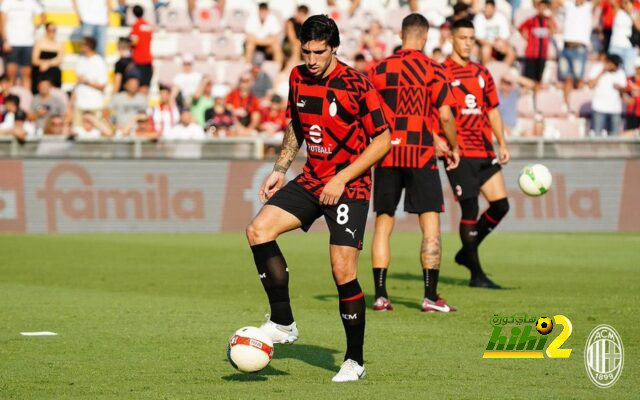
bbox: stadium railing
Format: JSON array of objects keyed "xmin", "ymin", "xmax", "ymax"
[{"xmin": 1, "ymin": 137, "xmax": 639, "ymax": 160}]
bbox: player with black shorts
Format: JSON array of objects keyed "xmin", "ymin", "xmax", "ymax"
[
  {"xmin": 367, "ymin": 14, "xmax": 460, "ymax": 313},
  {"xmin": 442, "ymin": 19, "xmax": 511, "ymax": 289},
  {"xmin": 245, "ymin": 15, "xmax": 391, "ymax": 382}
]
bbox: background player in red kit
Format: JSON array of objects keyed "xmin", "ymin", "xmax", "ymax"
[
  {"xmin": 442, "ymin": 19, "xmax": 510, "ymax": 289},
  {"xmin": 245, "ymin": 15, "xmax": 391, "ymax": 382},
  {"xmin": 367, "ymin": 13, "xmax": 460, "ymax": 313}
]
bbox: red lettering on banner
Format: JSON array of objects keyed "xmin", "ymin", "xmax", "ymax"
[{"xmin": 36, "ymin": 162, "xmax": 205, "ymax": 232}]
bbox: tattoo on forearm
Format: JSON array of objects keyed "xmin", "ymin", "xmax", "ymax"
[
  {"xmin": 274, "ymin": 122, "xmax": 301, "ymax": 173},
  {"xmin": 421, "ymin": 236, "xmax": 441, "ymax": 270}
]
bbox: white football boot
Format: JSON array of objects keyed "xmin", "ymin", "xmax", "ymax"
[
  {"xmin": 331, "ymin": 359, "xmax": 366, "ymax": 382},
  {"xmin": 259, "ymin": 315, "xmax": 299, "ymax": 344}
]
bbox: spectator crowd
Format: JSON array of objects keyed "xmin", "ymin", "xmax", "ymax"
[{"xmin": 1, "ymin": 0, "xmax": 640, "ymax": 142}]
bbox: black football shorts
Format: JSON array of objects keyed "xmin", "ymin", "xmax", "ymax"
[
  {"xmin": 266, "ymin": 180, "xmax": 369, "ymax": 249},
  {"xmin": 373, "ymin": 166, "xmax": 444, "ymax": 215},
  {"xmin": 445, "ymin": 156, "xmax": 502, "ymax": 200}
]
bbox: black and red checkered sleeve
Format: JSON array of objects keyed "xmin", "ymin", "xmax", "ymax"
[
  {"xmin": 430, "ymin": 64, "xmax": 456, "ymax": 110},
  {"xmin": 358, "ymin": 79, "xmax": 389, "ymax": 139},
  {"xmin": 481, "ymin": 66, "xmax": 500, "ymax": 111}
]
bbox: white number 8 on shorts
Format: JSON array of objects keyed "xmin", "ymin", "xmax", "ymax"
[{"xmin": 336, "ymin": 204, "xmax": 349, "ymax": 225}]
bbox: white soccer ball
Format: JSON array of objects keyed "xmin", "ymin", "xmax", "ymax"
[
  {"xmin": 518, "ymin": 164, "xmax": 552, "ymax": 196},
  {"xmin": 227, "ymin": 326, "xmax": 274, "ymax": 373}
]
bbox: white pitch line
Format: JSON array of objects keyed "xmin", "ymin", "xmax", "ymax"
[{"xmin": 20, "ymin": 331, "xmax": 58, "ymax": 336}]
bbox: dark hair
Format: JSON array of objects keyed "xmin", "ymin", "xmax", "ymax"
[
  {"xmin": 118, "ymin": 37, "xmax": 132, "ymax": 46},
  {"xmin": 133, "ymin": 5, "xmax": 144, "ymax": 18},
  {"xmin": 15, "ymin": 109, "xmax": 27, "ymax": 121},
  {"xmin": 38, "ymin": 77, "xmax": 52, "ymax": 84},
  {"xmin": 607, "ymin": 54, "xmax": 623, "ymax": 67},
  {"xmin": 300, "ymin": 15, "xmax": 340, "ymax": 47},
  {"xmin": 5, "ymin": 94, "xmax": 20, "ymax": 107},
  {"xmin": 45, "ymin": 22, "xmax": 56, "ymax": 30},
  {"xmin": 298, "ymin": 5, "xmax": 309, "ymax": 14},
  {"xmin": 0, "ymin": 74, "xmax": 9, "ymax": 81},
  {"xmin": 485, "ymin": 0, "xmax": 496, "ymax": 6},
  {"xmin": 258, "ymin": 2, "xmax": 268, "ymax": 10},
  {"xmin": 433, "ymin": 47, "xmax": 442, "ymax": 53},
  {"xmin": 453, "ymin": 2, "xmax": 470, "ymax": 14},
  {"xmin": 452, "ymin": 18, "xmax": 475, "ymax": 32},
  {"xmin": 401, "ymin": 13, "xmax": 429, "ymax": 34},
  {"xmin": 158, "ymin": 83, "xmax": 170, "ymax": 92},
  {"xmin": 83, "ymin": 36, "xmax": 97, "ymax": 51},
  {"xmin": 354, "ymin": 53, "xmax": 366, "ymax": 62}
]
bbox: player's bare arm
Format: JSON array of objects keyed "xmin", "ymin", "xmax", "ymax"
[
  {"xmin": 259, "ymin": 121, "xmax": 302, "ymax": 203},
  {"xmin": 487, "ymin": 108, "xmax": 510, "ymax": 165},
  {"xmin": 319, "ymin": 130, "xmax": 392, "ymax": 206},
  {"xmin": 438, "ymin": 105, "xmax": 460, "ymax": 170}
]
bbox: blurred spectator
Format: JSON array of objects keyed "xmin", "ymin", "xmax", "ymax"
[
  {"xmin": 73, "ymin": 0, "xmax": 110, "ymax": 56},
  {"xmin": 225, "ymin": 72, "xmax": 261, "ymax": 136},
  {"xmin": 250, "ymin": 53, "xmax": 273, "ymax": 100},
  {"xmin": 73, "ymin": 37, "xmax": 108, "ymax": 126},
  {"xmin": 0, "ymin": 109, "xmax": 36, "ymax": 141},
  {"xmin": 73, "ymin": 111, "xmax": 113, "ymax": 139},
  {"xmin": 244, "ymin": 2, "xmax": 283, "ymax": 67},
  {"xmin": 204, "ymin": 96, "xmax": 234, "ymax": 137},
  {"xmin": 130, "ymin": 5, "xmax": 154, "ymax": 95},
  {"xmin": 525, "ymin": 112, "xmax": 559, "ymax": 138},
  {"xmin": 474, "ymin": 0, "xmax": 514, "ymax": 65},
  {"xmin": 598, "ymin": 0, "xmax": 617, "ymax": 53},
  {"xmin": 431, "ymin": 47, "xmax": 445, "ymax": 63},
  {"xmin": 623, "ymin": 60, "xmax": 640, "ymax": 136},
  {"xmin": 558, "ymin": 0, "xmax": 592, "ymax": 105},
  {"xmin": 362, "ymin": 20, "xmax": 387, "ymax": 63},
  {"xmin": 0, "ymin": 94, "xmax": 21, "ymax": 131},
  {"xmin": 150, "ymin": 84, "xmax": 179, "ymax": 138},
  {"xmin": 123, "ymin": 112, "xmax": 157, "ymax": 138},
  {"xmin": 259, "ymin": 94, "xmax": 287, "ymax": 138},
  {"xmin": 191, "ymin": 76, "xmax": 215, "ymax": 127},
  {"xmin": 444, "ymin": 2, "xmax": 473, "ymax": 28},
  {"xmin": 497, "ymin": 72, "xmax": 535, "ymax": 135},
  {"xmin": 109, "ymin": 76, "xmax": 148, "ymax": 132},
  {"xmin": 0, "ymin": 0, "xmax": 45, "ymax": 89},
  {"xmin": 114, "ymin": 37, "xmax": 135, "ymax": 93},
  {"xmin": 284, "ymin": 5, "xmax": 309, "ymax": 67},
  {"xmin": 353, "ymin": 53, "xmax": 369, "ymax": 74},
  {"xmin": 588, "ymin": 53, "xmax": 627, "ymax": 136},
  {"xmin": 609, "ymin": 0, "xmax": 638, "ymax": 76},
  {"xmin": 164, "ymin": 109, "xmax": 206, "ymax": 140},
  {"xmin": 518, "ymin": 0, "xmax": 555, "ymax": 88},
  {"xmin": 32, "ymin": 22, "xmax": 64, "ymax": 90},
  {"xmin": 172, "ymin": 54, "xmax": 203, "ymax": 108},
  {"xmin": 42, "ymin": 114, "xmax": 71, "ymax": 136},
  {"xmin": 0, "ymin": 75, "xmax": 11, "ymax": 119},
  {"xmin": 29, "ymin": 78, "xmax": 65, "ymax": 132}
]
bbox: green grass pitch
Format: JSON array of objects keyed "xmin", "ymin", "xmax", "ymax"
[{"xmin": 1, "ymin": 232, "xmax": 638, "ymax": 399}]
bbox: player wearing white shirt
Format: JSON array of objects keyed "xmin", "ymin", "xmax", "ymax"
[
  {"xmin": 0, "ymin": 0, "xmax": 45, "ymax": 89},
  {"xmin": 588, "ymin": 54, "xmax": 628, "ymax": 136},
  {"xmin": 473, "ymin": 0, "xmax": 515, "ymax": 64},
  {"xmin": 244, "ymin": 3, "xmax": 284, "ymax": 67}
]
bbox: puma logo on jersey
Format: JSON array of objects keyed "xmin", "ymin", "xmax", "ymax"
[
  {"xmin": 391, "ymin": 138, "xmax": 402, "ymax": 145},
  {"xmin": 345, "ymin": 228, "xmax": 357, "ymax": 239},
  {"xmin": 296, "ymin": 100, "xmax": 306, "ymax": 108},
  {"xmin": 341, "ymin": 313, "xmax": 358, "ymax": 320},
  {"xmin": 451, "ymin": 80, "xmax": 461, "ymax": 86}
]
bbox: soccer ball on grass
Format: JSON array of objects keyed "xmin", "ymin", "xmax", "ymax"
[{"xmin": 227, "ymin": 326, "xmax": 274, "ymax": 373}]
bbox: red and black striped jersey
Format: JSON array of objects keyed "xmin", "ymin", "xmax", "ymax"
[
  {"xmin": 519, "ymin": 15, "xmax": 551, "ymax": 59},
  {"xmin": 368, "ymin": 49, "xmax": 455, "ymax": 169},
  {"xmin": 442, "ymin": 58, "xmax": 499, "ymax": 159},
  {"xmin": 287, "ymin": 61, "xmax": 389, "ymax": 200}
]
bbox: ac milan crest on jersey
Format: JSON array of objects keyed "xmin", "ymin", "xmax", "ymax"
[
  {"xmin": 369, "ymin": 49, "xmax": 455, "ymax": 168},
  {"xmin": 287, "ymin": 61, "xmax": 389, "ymax": 200},
  {"xmin": 442, "ymin": 58, "xmax": 499, "ymax": 159}
]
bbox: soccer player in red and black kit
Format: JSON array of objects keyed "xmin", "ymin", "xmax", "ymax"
[
  {"xmin": 245, "ymin": 15, "xmax": 391, "ymax": 382},
  {"xmin": 367, "ymin": 14, "xmax": 460, "ymax": 313},
  {"xmin": 442, "ymin": 19, "xmax": 510, "ymax": 289}
]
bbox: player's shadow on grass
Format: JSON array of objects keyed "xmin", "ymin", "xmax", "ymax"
[
  {"xmin": 221, "ymin": 364, "xmax": 289, "ymax": 382},
  {"xmin": 274, "ymin": 344, "xmax": 340, "ymax": 372}
]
